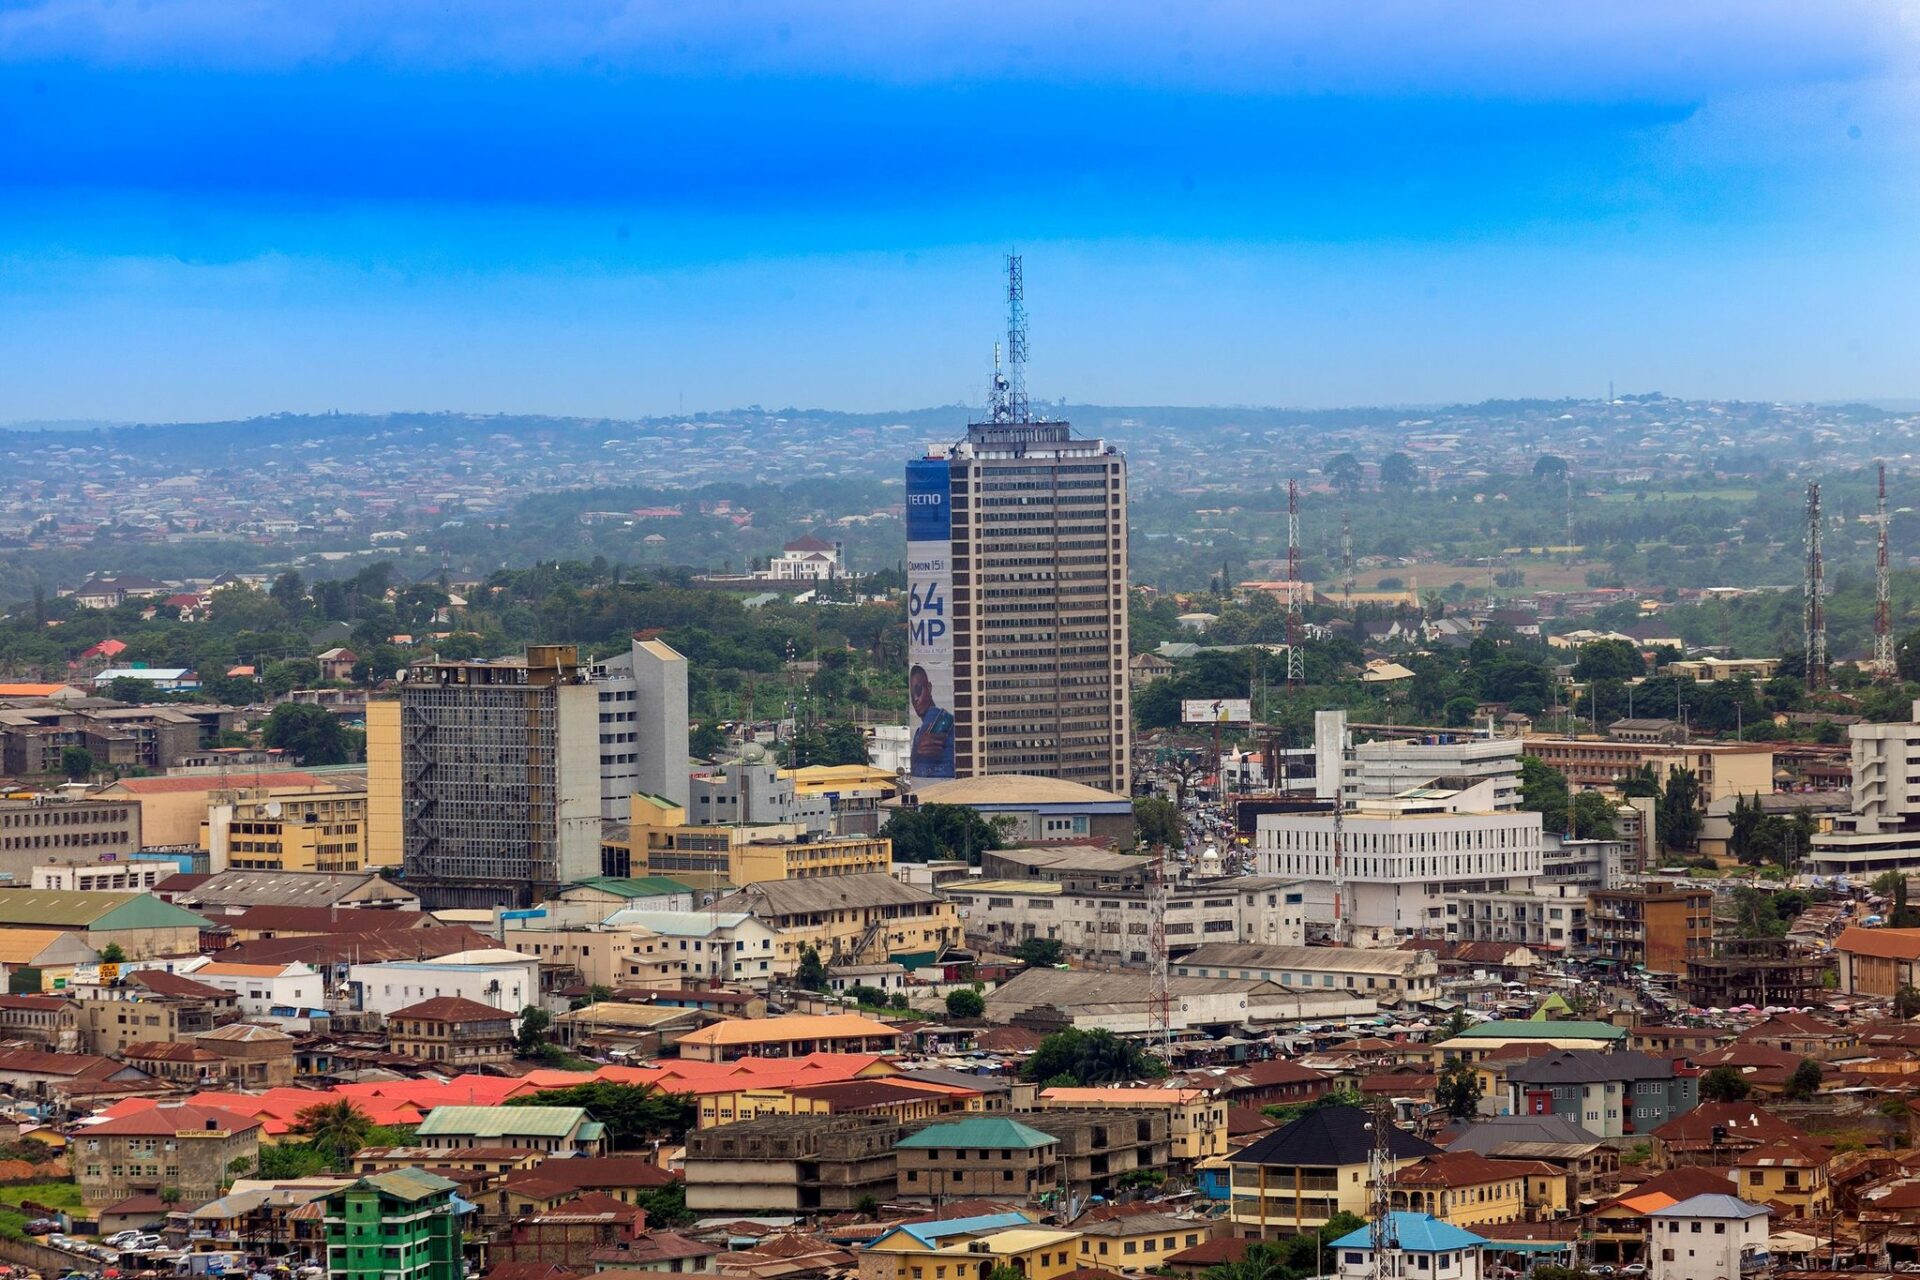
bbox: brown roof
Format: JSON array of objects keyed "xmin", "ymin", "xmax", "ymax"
[
  {"xmin": 102, "ymin": 1194, "xmax": 171, "ymax": 1216},
  {"xmin": 1398, "ymin": 1151, "xmax": 1558, "ymax": 1187},
  {"xmin": 1836, "ymin": 926, "xmax": 1920, "ymax": 961},
  {"xmin": 785, "ymin": 1080, "xmax": 945, "ymax": 1110},
  {"xmin": 127, "ymin": 969, "xmax": 238, "ymax": 1001},
  {"xmin": 0, "ymin": 995, "xmax": 67, "ymax": 1011},
  {"xmin": 501, "ymin": 1157, "xmax": 677, "ymax": 1193},
  {"xmin": 1229, "ymin": 1058, "xmax": 1332, "ymax": 1088},
  {"xmin": 1737, "ymin": 1012, "xmax": 1847, "ymax": 1040},
  {"xmin": 540, "ymin": 1192, "xmax": 638, "ymax": 1219},
  {"xmin": 87, "ymin": 1102, "xmax": 262, "ymax": 1137},
  {"xmin": 1652, "ymin": 1102, "xmax": 1815, "ymax": 1149},
  {"xmin": 0, "ymin": 1047, "xmax": 122, "ymax": 1078},
  {"xmin": 592, "ymin": 1234, "xmax": 722, "ymax": 1266},
  {"xmin": 220, "ymin": 925, "xmax": 498, "ymax": 967},
  {"xmin": 485, "ymin": 1265, "xmax": 585, "ymax": 1280},
  {"xmin": 1593, "ymin": 1166, "xmax": 1748, "ymax": 1215},
  {"xmin": 971, "ymin": 1025, "xmax": 1047, "ymax": 1053},
  {"xmin": 123, "ymin": 1042, "xmax": 219, "ymax": 1063},
  {"xmin": 389, "ymin": 996, "xmax": 516, "ymax": 1024},
  {"xmin": 228, "ymin": 905, "xmax": 434, "ymax": 935},
  {"xmin": 1165, "ymin": 1238, "xmax": 1252, "ymax": 1268}
]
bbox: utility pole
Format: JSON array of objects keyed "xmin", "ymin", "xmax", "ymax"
[{"xmin": 1805, "ymin": 481, "xmax": 1827, "ymax": 691}]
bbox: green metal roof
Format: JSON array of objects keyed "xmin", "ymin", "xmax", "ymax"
[
  {"xmin": 0, "ymin": 889, "xmax": 208, "ymax": 930},
  {"xmin": 416, "ymin": 1105, "xmax": 587, "ymax": 1138},
  {"xmin": 357, "ymin": 1169, "xmax": 458, "ymax": 1202},
  {"xmin": 569, "ymin": 875, "xmax": 694, "ymax": 900},
  {"xmin": 896, "ymin": 1117, "xmax": 1057, "ymax": 1151},
  {"xmin": 1457, "ymin": 1020, "xmax": 1626, "ymax": 1040}
]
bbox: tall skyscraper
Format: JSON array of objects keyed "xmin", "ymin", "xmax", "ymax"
[
  {"xmin": 393, "ymin": 644, "xmax": 600, "ymax": 909},
  {"xmin": 906, "ymin": 259, "xmax": 1131, "ymax": 794}
]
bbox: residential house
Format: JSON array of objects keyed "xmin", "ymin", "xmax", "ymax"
[
  {"xmin": 1226, "ymin": 1105, "xmax": 1439, "ymax": 1236},
  {"xmin": 386, "ymin": 996, "xmax": 517, "ymax": 1068},
  {"xmin": 175, "ymin": 958, "xmax": 326, "ymax": 1026},
  {"xmin": 1649, "ymin": 1103, "xmax": 1821, "ymax": 1169},
  {"xmin": 1039, "ymin": 1087, "xmax": 1228, "ymax": 1163},
  {"xmin": 75, "ymin": 1101, "xmax": 263, "ymax": 1208},
  {"xmin": 674, "ymin": 1013, "xmax": 907, "ymax": 1063},
  {"xmin": 1504, "ymin": 1049, "xmax": 1697, "ymax": 1139},
  {"xmin": 1330, "ymin": 1214, "xmax": 1489, "ymax": 1280},
  {"xmin": 712, "ymin": 873, "xmax": 962, "ymax": 970},
  {"xmin": 1074, "ymin": 1214, "xmax": 1213, "ymax": 1271},
  {"xmin": 894, "ymin": 1117, "xmax": 1059, "ymax": 1201},
  {"xmin": 1647, "ymin": 1194, "xmax": 1770, "ymax": 1280},
  {"xmin": 416, "ymin": 1106, "xmax": 607, "ymax": 1157},
  {"xmin": 1389, "ymin": 1151, "xmax": 1562, "ymax": 1225},
  {"xmin": 323, "ymin": 1170, "xmax": 464, "ymax": 1280}
]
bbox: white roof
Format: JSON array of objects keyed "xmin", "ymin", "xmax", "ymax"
[
  {"xmin": 423, "ymin": 948, "xmax": 536, "ymax": 966},
  {"xmin": 603, "ymin": 909, "xmax": 753, "ymax": 935}
]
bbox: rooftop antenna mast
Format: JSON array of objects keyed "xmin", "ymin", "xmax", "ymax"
[
  {"xmin": 1287, "ymin": 480, "xmax": 1305, "ymax": 685},
  {"xmin": 1146, "ymin": 849, "xmax": 1173, "ymax": 1056},
  {"xmin": 1805, "ymin": 480, "xmax": 1827, "ymax": 691},
  {"xmin": 1005, "ymin": 254, "xmax": 1030, "ymax": 424},
  {"xmin": 986, "ymin": 342, "xmax": 1008, "ymax": 422},
  {"xmin": 1367, "ymin": 1103, "xmax": 1400, "ymax": 1280},
  {"xmin": 1875, "ymin": 462, "xmax": 1894, "ymax": 677},
  {"xmin": 1330, "ymin": 738, "xmax": 1350, "ymax": 945}
]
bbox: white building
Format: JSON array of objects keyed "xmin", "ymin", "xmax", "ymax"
[
  {"xmin": 31, "ymin": 861, "xmax": 172, "ymax": 893},
  {"xmin": 598, "ymin": 909, "xmax": 788, "ymax": 985},
  {"xmin": 758, "ymin": 535, "xmax": 843, "ymax": 582},
  {"xmin": 589, "ymin": 638, "xmax": 692, "ymax": 819},
  {"xmin": 1540, "ymin": 836, "xmax": 1629, "ymax": 890},
  {"xmin": 1257, "ymin": 794, "xmax": 1543, "ymax": 943},
  {"xmin": 1345, "ymin": 735, "xmax": 1524, "ymax": 811},
  {"xmin": 175, "ymin": 958, "xmax": 325, "ymax": 1023},
  {"xmin": 1172, "ymin": 941, "xmax": 1441, "ymax": 1006},
  {"xmin": 1450, "ymin": 883, "xmax": 1588, "ymax": 952},
  {"xmin": 1648, "ymin": 1194, "xmax": 1770, "ymax": 1280},
  {"xmin": 1810, "ymin": 703, "xmax": 1920, "ymax": 875},
  {"xmin": 1331, "ymin": 1212, "xmax": 1488, "ymax": 1280},
  {"xmin": 346, "ymin": 948, "xmax": 541, "ymax": 1019},
  {"xmin": 941, "ymin": 875, "xmax": 1307, "ymax": 966}
]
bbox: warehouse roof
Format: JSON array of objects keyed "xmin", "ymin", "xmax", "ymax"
[
  {"xmin": 0, "ymin": 890, "xmax": 207, "ymax": 931},
  {"xmin": 713, "ymin": 872, "xmax": 941, "ymax": 916},
  {"xmin": 416, "ymin": 1106, "xmax": 588, "ymax": 1138},
  {"xmin": 563, "ymin": 876, "xmax": 695, "ymax": 900},
  {"xmin": 906, "ymin": 774, "xmax": 1130, "ymax": 807},
  {"xmin": 1177, "ymin": 942, "xmax": 1433, "ymax": 975}
]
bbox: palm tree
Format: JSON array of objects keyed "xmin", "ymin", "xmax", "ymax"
[{"xmin": 293, "ymin": 1099, "xmax": 375, "ymax": 1169}]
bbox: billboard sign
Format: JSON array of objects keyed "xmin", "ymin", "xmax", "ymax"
[
  {"xmin": 906, "ymin": 459, "xmax": 956, "ymax": 779},
  {"xmin": 1183, "ymin": 698, "xmax": 1252, "ymax": 724}
]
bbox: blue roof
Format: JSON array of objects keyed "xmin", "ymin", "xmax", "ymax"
[
  {"xmin": 1332, "ymin": 1214, "xmax": 1491, "ymax": 1253},
  {"xmin": 874, "ymin": 1213, "xmax": 1032, "ymax": 1248}
]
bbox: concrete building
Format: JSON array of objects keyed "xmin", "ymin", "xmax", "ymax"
[
  {"xmin": 1449, "ymin": 883, "xmax": 1589, "ymax": 952},
  {"xmin": 588, "ymin": 637, "xmax": 692, "ymax": 819},
  {"xmin": 390, "ymin": 645, "xmax": 600, "ymax": 909},
  {"xmin": 674, "ymin": 1012, "xmax": 907, "ymax": 1062},
  {"xmin": 1038, "ymin": 1086, "xmax": 1229, "ymax": 1162},
  {"xmin": 347, "ymin": 949, "xmax": 540, "ymax": 1019},
  {"xmin": 594, "ymin": 910, "xmax": 788, "ymax": 987},
  {"xmin": 1833, "ymin": 925, "xmax": 1920, "ymax": 997},
  {"xmin": 31, "ymin": 860, "xmax": 171, "ymax": 893},
  {"xmin": 683, "ymin": 761, "xmax": 830, "ymax": 831},
  {"xmin": 1227, "ymin": 1105, "xmax": 1438, "ymax": 1237},
  {"xmin": 0, "ymin": 888, "xmax": 207, "ymax": 960},
  {"xmin": 683, "ymin": 1114, "xmax": 900, "ymax": 1214},
  {"xmin": 906, "ymin": 404, "xmax": 1131, "ymax": 795},
  {"xmin": 162, "ymin": 869, "xmax": 418, "ymax": 914},
  {"xmin": 174, "ymin": 958, "xmax": 326, "ymax": 1023},
  {"xmin": 202, "ymin": 788, "xmax": 375, "ymax": 874},
  {"xmin": 1505, "ymin": 1049, "xmax": 1698, "ymax": 1139},
  {"xmin": 97, "ymin": 769, "xmax": 346, "ymax": 848},
  {"xmin": 0, "ymin": 797, "xmax": 141, "ymax": 880},
  {"xmin": 1172, "ymin": 942, "xmax": 1440, "ymax": 1007},
  {"xmin": 896, "ymin": 774, "xmax": 1137, "ymax": 845},
  {"xmin": 1331, "ymin": 1214, "xmax": 1489, "ymax": 1280},
  {"xmin": 416, "ymin": 1105, "xmax": 606, "ymax": 1156},
  {"xmin": 1256, "ymin": 796, "xmax": 1544, "ymax": 942},
  {"xmin": 323, "ymin": 1170, "xmax": 464, "ymax": 1280},
  {"xmin": 714, "ymin": 872, "xmax": 961, "ymax": 969},
  {"xmin": 1344, "ymin": 734, "xmax": 1524, "ymax": 811},
  {"xmin": 386, "ymin": 996, "xmax": 517, "ymax": 1068},
  {"xmin": 1588, "ymin": 881, "xmax": 1714, "ymax": 976},
  {"xmin": 607, "ymin": 797, "xmax": 885, "ymax": 884},
  {"xmin": 1648, "ymin": 1195, "xmax": 1770, "ymax": 1280},
  {"xmin": 1521, "ymin": 739, "xmax": 1774, "ymax": 807},
  {"xmin": 1810, "ymin": 704, "xmax": 1920, "ymax": 875},
  {"xmin": 894, "ymin": 1116, "xmax": 1059, "ymax": 1201},
  {"xmin": 942, "ymin": 873, "xmax": 1307, "ymax": 965},
  {"xmin": 76, "ymin": 1101, "xmax": 263, "ymax": 1208}
]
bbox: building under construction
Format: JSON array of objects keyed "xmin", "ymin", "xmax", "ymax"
[{"xmin": 1683, "ymin": 936, "xmax": 1831, "ymax": 1009}]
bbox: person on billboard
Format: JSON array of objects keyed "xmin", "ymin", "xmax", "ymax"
[{"xmin": 909, "ymin": 664, "xmax": 955, "ymax": 777}]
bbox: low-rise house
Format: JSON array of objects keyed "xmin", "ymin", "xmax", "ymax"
[
  {"xmin": 1504, "ymin": 1049, "xmax": 1697, "ymax": 1138},
  {"xmin": 861, "ymin": 1214, "xmax": 1038, "ymax": 1280},
  {"xmin": 1073, "ymin": 1214, "xmax": 1212, "ymax": 1270},
  {"xmin": 1729, "ymin": 1139, "xmax": 1833, "ymax": 1215},
  {"xmin": 1172, "ymin": 942, "xmax": 1439, "ymax": 1006},
  {"xmin": 550, "ymin": 1001, "xmax": 710, "ymax": 1057},
  {"xmin": 386, "ymin": 996, "xmax": 517, "ymax": 1068},
  {"xmin": 1585, "ymin": 1167, "xmax": 1748, "ymax": 1266},
  {"xmin": 1734, "ymin": 1012, "xmax": 1855, "ymax": 1057},
  {"xmin": 124, "ymin": 1022, "xmax": 295, "ymax": 1088},
  {"xmin": 482, "ymin": 1157, "xmax": 678, "ymax": 1220},
  {"xmin": 1226, "ymin": 1105, "xmax": 1438, "ymax": 1236},
  {"xmin": 176, "ymin": 957, "xmax": 327, "ymax": 1025},
  {"xmin": 1390, "ymin": 1150, "xmax": 1564, "ymax": 1225},
  {"xmin": 76, "ymin": 1101, "xmax": 263, "ymax": 1208},
  {"xmin": 416, "ymin": 1105, "xmax": 607, "ymax": 1157},
  {"xmin": 347, "ymin": 948, "xmax": 540, "ymax": 1019},
  {"xmin": 1442, "ymin": 1115, "xmax": 1618, "ymax": 1201},
  {"xmin": 1650, "ymin": 1102, "xmax": 1819, "ymax": 1169},
  {"xmin": 1330, "ymin": 1213, "xmax": 1489, "ymax": 1280},
  {"xmin": 675, "ymin": 1012, "xmax": 907, "ymax": 1062},
  {"xmin": 1039, "ymin": 1086, "xmax": 1227, "ymax": 1162}
]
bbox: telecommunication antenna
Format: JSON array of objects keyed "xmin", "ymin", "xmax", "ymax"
[
  {"xmin": 1805, "ymin": 481, "xmax": 1827, "ymax": 691},
  {"xmin": 1341, "ymin": 505, "xmax": 1355, "ymax": 603},
  {"xmin": 1330, "ymin": 743, "xmax": 1350, "ymax": 945},
  {"xmin": 1287, "ymin": 480, "xmax": 1305, "ymax": 684},
  {"xmin": 1146, "ymin": 850, "xmax": 1173, "ymax": 1055},
  {"xmin": 1367, "ymin": 1105, "xmax": 1401, "ymax": 1280},
  {"xmin": 1875, "ymin": 462, "xmax": 1894, "ymax": 677},
  {"xmin": 1004, "ymin": 254, "xmax": 1030, "ymax": 423},
  {"xmin": 986, "ymin": 342, "xmax": 1008, "ymax": 422}
]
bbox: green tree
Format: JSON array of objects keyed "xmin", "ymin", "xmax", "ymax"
[
  {"xmin": 1533, "ymin": 454, "xmax": 1569, "ymax": 483},
  {"xmin": 633, "ymin": 1181, "xmax": 693, "ymax": 1227},
  {"xmin": 1133, "ymin": 797, "xmax": 1182, "ymax": 850},
  {"xmin": 515, "ymin": 1006, "xmax": 553, "ymax": 1056},
  {"xmin": 505, "ymin": 1082, "xmax": 694, "ymax": 1145},
  {"xmin": 1572, "ymin": 639, "xmax": 1644, "ymax": 682},
  {"xmin": 258, "ymin": 1142, "xmax": 335, "ymax": 1179},
  {"xmin": 879, "ymin": 804, "xmax": 1007, "ymax": 863},
  {"xmin": 107, "ymin": 675, "xmax": 156, "ymax": 704},
  {"xmin": 1784, "ymin": 1059, "xmax": 1823, "ymax": 1101},
  {"xmin": 1895, "ymin": 986, "xmax": 1920, "ymax": 1020},
  {"xmin": 292, "ymin": 1099, "xmax": 375, "ymax": 1169},
  {"xmin": 1022, "ymin": 1028, "xmax": 1166, "ymax": 1083},
  {"xmin": 262, "ymin": 701, "xmax": 352, "ymax": 765},
  {"xmin": 1570, "ymin": 790, "xmax": 1618, "ymax": 840},
  {"xmin": 1379, "ymin": 452, "xmax": 1419, "ymax": 490},
  {"xmin": 1013, "ymin": 937, "xmax": 1067, "ymax": 967},
  {"xmin": 97, "ymin": 942, "xmax": 126, "ymax": 964},
  {"xmin": 59, "ymin": 746, "xmax": 93, "ymax": 780},
  {"xmin": 1437, "ymin": 1057, "xmax": 1483, "ymax": 1120},
  {"xmin": 795, "ymin": 945, "xmax": 829, "ymax": 992},
  {"xmin": 1443, "ymin": 695, "xmax": 1479, "ymax": 727},
  {"xmin": 1729, "ymin": 794, "xmax": 1766, "ymax": 864},
  {"xmin": 1730, "ymin": 886, "xmax": 1786, "ymax": 939},
  {"xmin": 945, "ymin": 988, "xmax": 985, "ymax": 1019},
  {"xmin": 1518, "ymin": 755, "xmax": 1570, "ymax": 834},
  {"xmin": 1324, "ymin": 452, "xmax": 1364, "ymax": 498},
  {"xmin": 689, "ymin": 723, "xmax": 729, "ymax": 760},
  {"xmin": 1700, "ymin": 1065, "xmax": 1752, "ymax": 1103},
  {"xmin": 1661, "ymin": 765, "xmax": 1704, "ymax": 850}
]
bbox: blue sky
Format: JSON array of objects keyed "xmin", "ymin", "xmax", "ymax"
[{"xmin": 1, "ymin": 1, "xmax": 1916, "ymax": 420}]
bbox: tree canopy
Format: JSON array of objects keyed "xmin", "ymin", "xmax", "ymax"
[{"xmin": 1022, "ymin": 1028, "xmax": 1166, "ymax": 1084}]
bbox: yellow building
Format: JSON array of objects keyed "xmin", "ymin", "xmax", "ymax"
[
  {"xmin": 1732, "ymin": 1141, "xmax": 1832, "ymax": 1215},
  {"xmin": 1227, "ymin": 1106, "xmax": 1435, "ymax": 1236},
  {"xmin": 96, "ymin": 770, "xmax": 353, "ymax": 848},
  {"xmin": 1039, "ymin": 1087, "xmax": 1227, "ymax": 1161},
  {"xmin": 365, "ymin": 698, "xmax": 402, "ymax": 867},
  {"xmin": 1074, "ymin": 1214, "xmax": 1212, "ymax": 1267},
  {"xmin": 1389, "ymin": 1152, "xmax": 1540, "ymax": 1227},
  {"xmin": 675, "ymin": 1012, "xmax": 908, "ymax": 1062},
  {"xmin": 202, "ymin": 789, "xmax": 372, "ymax": 873},
  {"xmin": 714, "ymin": 873, "xmax": 962, "ymax": 969},
  {"xmin": 895, "ymin": 1230, "xmax": 1082, "ymax": 1280},
  {"xmin": 609, "ymin": 795, "xmax": 891, "ymax": 886}
]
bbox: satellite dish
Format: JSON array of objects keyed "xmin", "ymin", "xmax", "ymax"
[
  {"xmin": 737, "ymin": 743, "xmax": 768, "ymax": 765},
  {"xmin": 264, "ymin": 801, "xmax": 283, "ymax": 818}
]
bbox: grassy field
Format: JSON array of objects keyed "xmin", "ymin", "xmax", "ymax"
[
  {"xmin": 0, "ymin": 1182, "xmax": 83, "ymax": 1212},
  {"xmin": 1353, "ymin": 556, "xmax": 1604, "ymax": 594},
  {"xmin": 1591, "ymin": 488, "xmax": 1760, "ymax": 504}
]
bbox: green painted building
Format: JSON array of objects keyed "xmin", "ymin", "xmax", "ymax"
[{"xmin": 324, "ymin": 1169, "xmax": 464, "ymax": 1280}]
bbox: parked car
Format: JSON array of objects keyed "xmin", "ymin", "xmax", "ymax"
[{"xmin": 24, "ymin": 1220, "xmax": 58, "ymax": 1236}]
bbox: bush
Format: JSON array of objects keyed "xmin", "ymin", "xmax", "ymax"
[{"xmin": 945, "ymin": 988, "xmax": 986, "ymax": 1019}]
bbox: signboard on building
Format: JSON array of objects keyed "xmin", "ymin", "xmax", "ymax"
[
  {"xmin": 906, "ymin": 458, "xmax": 956, "ymax": 779},
  {"xmin": 1183, "ymin": 698, "xmax": 1252, "ymax": 725}
]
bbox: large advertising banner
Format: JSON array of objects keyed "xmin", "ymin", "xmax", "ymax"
[{"xmin": 906, "ymin": 458, "xmax": 956, "ymax": 779}]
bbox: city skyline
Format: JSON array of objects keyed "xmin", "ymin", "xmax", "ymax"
[{"xmin": 3, "ymin": 2, "xmax": 1919, "ymax": 421}]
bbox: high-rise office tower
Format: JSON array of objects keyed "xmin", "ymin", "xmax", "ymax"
[
  {"xmin": 906, "ymin": 258, "xmax": 1131, "ymax": 794},
  {"xmin": 589, "ymin": 637, "xmax": 692, "ymax": 818},
  {"xmin": 393, "ymin": 644, "xmax": 600, "ymax": 909}
]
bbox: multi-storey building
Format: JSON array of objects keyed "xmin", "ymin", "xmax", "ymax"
[
  {"xmin": 588, "ymin": 637, "xmax": 691, "ymax": 819},
  {"xmin": 1171, "ymin": 942, "xmax": 1441, "ymax": 1007},
  {"xmin": 389, "ymin": 645, "xmax": 600, "ymax": 909},
  {"xmin": 0, "ymin": 798, "xmax": 141, "ymax": 880},
  {"xmin": 76, "ymin": 1101, "xmax": 262, "ymax": 1208},
  {"xmin": 1520, "ymin": 738, "xmax": 1773, "ymax": 806},
  {"xmin": 1505, "ymin": 1049, "xmax": 1698, "ymax": 1139},
  {"xmin": 1450, "ymin": 883, "xmax": 1589, "ymax": 952},
  {"xmin": 905, "ymin": 322, "xmax": 1130, "ymax": 794},
  {"xmin": 714, "ymin": 872, "xmax": 961, "ymax": 969},
  {"xmin": 1587, "ymin": 880, "xmax": 1713, "ymax": 976},
  {"xmin": 1343, "ymin": 734, "xmax": 1524, "ymax": 810},
  {"xmin": 606, "ymin": 797, "xmax": 885, "ymax": 884},
  {"xmin": 323, "ymin": 1170, "xmax": 464, "ymax": 1280},
  {"xmin": 201, "ymin": 788, "xmax": 374, "ymax": 873},
  {"xmin": 943, "ymin": 872, "xmax": 1307, "ymax": 965},
  {"xmin": 1256, "ymin": 795, "xmax": 1543, "ymax": 942},
  {"xmin": 385, "ymin": 996, "xmax": 516, "ymax": 1068},
  {"xmin": 1810, "ymin": 702, "xmax": 1920, "ymax": 874}
]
